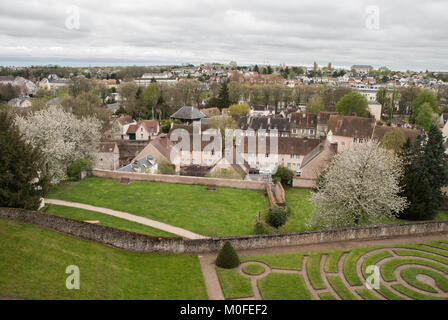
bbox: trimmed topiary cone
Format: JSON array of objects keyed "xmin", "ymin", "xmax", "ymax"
[{"xmin": 216, "ymin": 241, "xmax": 240, "ymax": 269}]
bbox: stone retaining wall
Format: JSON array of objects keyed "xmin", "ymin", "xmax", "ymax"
[
  {"xmin": 293, "ymin": 177, "xmax": 317, "ymax": 188},
  {"xmin": 91, "ymin": 169, "xmax": 266, "ymax": 191},
  {"xmin": 2, "ymin": 207, "xmax": 448, "ymax": 254}
]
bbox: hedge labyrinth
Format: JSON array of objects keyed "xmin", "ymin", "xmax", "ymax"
[{"xmin": 217, "ymin": 240, "xmax": 448, "ymax": 300}]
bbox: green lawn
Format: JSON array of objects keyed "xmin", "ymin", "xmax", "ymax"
[
  {"xmin": 216, "ymin": 268, "xmax": 252, "ymax": 300},
  {"xmin": 43, "ymin": 204, "xmax": 177, "ymax": 238},
  {"xmin": 327, "ymin": 275, "xmax": 357, "ymax": 300},
  {"xmin": 0, "ymin": 218, "xmax": 207, "ymax": 300},
  {"xmin": 281, "ymin": 188, "xmax": 448, "ymax": 233},
  {"xmin": 258, "ymin": 273, "xmax": 313, "ymax": 300},
  {"xmin": 279, "ymin": 188, "xmax": 315, "ymax": 233},
  {"xmin": 46, "ymin": 177, "xmax": 266, "ymax": 237},
  {"xmin": 46, "ymin": 181, "xmax": 448, "ymax": 238},
  {"xmin": 307, "ymin": 254, "xmax": 326, "ymax": 290},
  {"xmin": 242, "ymin": 264, "xmax": 265, "ymax": 276},
  {"xmin": 400, "ymin": 267, "xmax": 448, "ymax": 293},
  {"xmin": 217, "ymin": 239, "xmax": 448, "ymax": 300}
]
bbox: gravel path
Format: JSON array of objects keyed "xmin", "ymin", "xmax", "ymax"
[{"xmin": 44, "ymin": 199, "xmax": 208, "ymax": 240}]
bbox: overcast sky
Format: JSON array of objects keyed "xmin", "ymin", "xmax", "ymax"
[{"xmin": 0, "ymin": 0, "xmax": 447, "ymax": 71}]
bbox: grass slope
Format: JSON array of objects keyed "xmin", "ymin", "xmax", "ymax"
[
  {"xmin": 43, "ymin": 204, "xmax": 177, "ymax": 238},
  {"xmin": 280, "ymin": 188, "xmax": 314, "ymax": 233},
  {"xmin": 0, "ymin": 218, "xmax": 207, "ymax": 300}
]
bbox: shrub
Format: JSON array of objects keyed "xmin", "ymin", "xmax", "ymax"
[
  {"xmin": 157, "ymin": 161, "xmax": 176, "ymax": 175},
  {"xmin": 266, "ymin": 206, "xmax": 287, "ymax": 229},
  {"xmin": 67, "ymin": 159, "xmax": 92, "ymax": 181},
  {"xmin": 216, "ymin": 241, "xmax": 240, "ymax": 269},
  {"xmin": 273, "ymin": 165, "xmax": 294, "ymax": 186}
]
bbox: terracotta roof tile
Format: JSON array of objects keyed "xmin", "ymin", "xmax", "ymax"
[
  {"xmin": 126, "ymin": 124, "xmax": 139, "ymax": 134},
  {"xmin": 328, "ymin": 115, "xmax": 375, "ymax": 139}
]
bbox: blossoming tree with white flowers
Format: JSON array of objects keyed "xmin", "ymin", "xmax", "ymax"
[
  {"xmin": 15, "ymin": 106, "xmax": 101, "ymax": 183},
  {"xmin": 309, "ymin": 142, "xmax": 408, "ymax": 229}
]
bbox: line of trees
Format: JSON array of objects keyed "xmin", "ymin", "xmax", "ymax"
[{"xmin": 376, "ymin": 87, "xmax": 444, "ymax": 128}]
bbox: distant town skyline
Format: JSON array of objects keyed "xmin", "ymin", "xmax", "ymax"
[
  {"xmin": 1, "ymin": 0, "xmax": 447, "ymax": 71},
  {"xmin": 0, "ymin": 59, "xmax": 445, "ymax": 74}
]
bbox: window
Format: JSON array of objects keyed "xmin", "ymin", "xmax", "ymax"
[
  {"xmin": 290, "ymin": 154, "xmax": 294, "ymax": 159},
  {"xmin": 265, "ymin": 153, "xmax": 269, "ymax": 158}
]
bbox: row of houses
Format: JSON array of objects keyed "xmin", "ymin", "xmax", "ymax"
[
  {"xmin": 237, "ymin": 112, "xmax": 337, "ymax": 139},
  {"xmin": 126, "ymin": 114, "xmax": 421, "ymax": 177},
  {"xmin": 96, "ymin": 105, "xmax": 423, "ymax": 181}
]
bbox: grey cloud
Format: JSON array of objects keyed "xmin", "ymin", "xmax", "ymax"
[{"xmin": 0, "ymin": 0, "xmax": 447, "ymax": 70}]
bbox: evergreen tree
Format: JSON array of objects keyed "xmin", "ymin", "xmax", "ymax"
[
  {"xmin": 217, "ymin": 81, "xmax": 230, "ymax": 110},
  {"xmin": 266, "ymin": 206, "xmax": 288, "ymax": 229},
  {"xmin": 400, "ymin": 125, "xmax": 448, "ymax": 220},
  {"xmin": 0, "ymin": 111, "xmax": 50, "ymax": 210},
  {"xmin": 216, "ymin": 241, "xmax": 240, "ymax": 269}
]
